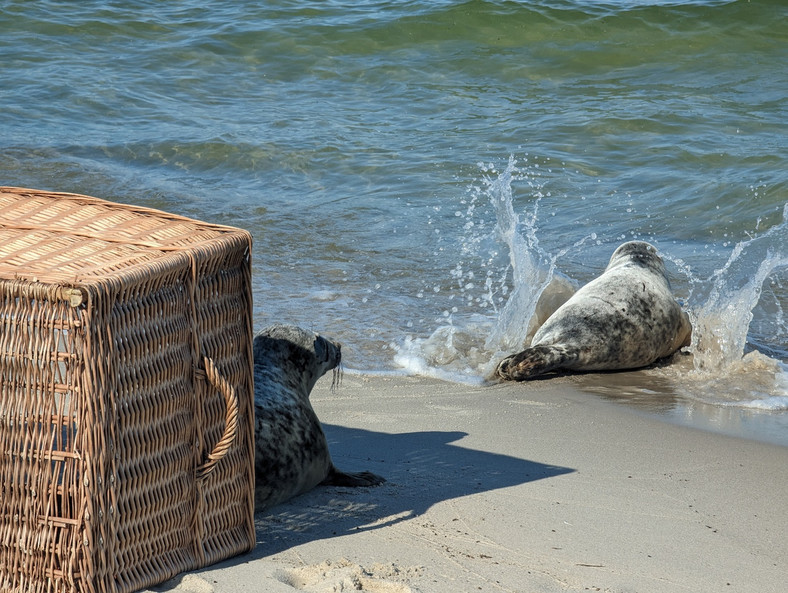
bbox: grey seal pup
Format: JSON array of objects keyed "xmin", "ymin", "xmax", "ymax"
[
  {"xmin": 496, "ymin": 241, "xmax": 692, "ymax": 381},
  {"xmin": 253, "ymin": 324, "xmax": 384, "ymax": 512}
]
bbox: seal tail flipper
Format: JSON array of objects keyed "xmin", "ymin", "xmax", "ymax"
[
  {"xmin": 495, "ymin": 344, "xmax": 577, "ymax": 381},
  {"xmin": 322, "ymin": 467, "xmax": 385, "ymax": 487}
]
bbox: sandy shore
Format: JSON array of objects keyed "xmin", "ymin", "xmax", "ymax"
[{"xmin": 145, "ymin": 373, "xmax": 787, "ymax": 593}]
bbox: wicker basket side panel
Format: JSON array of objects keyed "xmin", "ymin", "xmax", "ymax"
[
  {"xmin": 98, "ymin": 266, "xmax": 202, "ymax": 593},
  {"xmin": 192, "ymin": 235, "xmax": 255, "ymax": 564},
  {"xmin": 0, "ymin": 282, "xmax": 87, "ymax": 593}
]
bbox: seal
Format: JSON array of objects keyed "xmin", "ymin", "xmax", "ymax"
[
  {"xmin": 253, "ymin": 323, "xmax": 384, "ymax": 512},
  {"xmin": 495, "ymin": 241, "xmax": 692, "ymax": 381}
]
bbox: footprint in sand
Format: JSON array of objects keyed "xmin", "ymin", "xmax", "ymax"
[
  {"xmin": 149, "ymin": 574, "xmax": 214, "ymax": 593},
  {"xmin": 275, "ymin": 558, "xmax": 421, "ymax": 593}
]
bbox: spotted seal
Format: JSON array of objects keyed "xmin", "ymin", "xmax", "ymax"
[
  {"xmin": 253, "ymin": 324, "xmax": 384, "ymax": 512},
  {"xmin": 495, "ymin": 241, "xmax": 692, "ymax": 381}
]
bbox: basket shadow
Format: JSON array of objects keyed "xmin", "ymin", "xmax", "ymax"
[{"xmin": 243, "ymin": 424, "xmax": 574, "ymax": 559}]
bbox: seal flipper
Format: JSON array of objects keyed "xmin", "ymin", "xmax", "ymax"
[
  {"xmin": 496, "ymin": 344, "xmax": 578, "ymax": 381},
  {"xmin": 322, "ymin": 466, "xmax": 385, "ymax": 488}
]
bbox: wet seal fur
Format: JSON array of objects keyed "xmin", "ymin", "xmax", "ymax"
[
  {"xmin": 496, "ymin": 241, "xmax": 692, "ymax": 381},
  {"xmin": 253, "ymin": 324, "xmax": 384, "ymax": 512}
]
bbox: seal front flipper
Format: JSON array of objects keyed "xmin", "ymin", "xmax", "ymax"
[
  {"xmin": 322, "ymin": 467, "xmax": 386, "ymax": 487},
  {"xmin": 495, "ymin": 344, "xmax": 577, "ymax": 381}
]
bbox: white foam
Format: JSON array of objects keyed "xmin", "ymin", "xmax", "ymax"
[
  {"xmin": 393, "ymin": 333, "xmax": 493, "ymax": 385},
  {"xmin": 311, "ymin": 290, "xmax": 340, "ymax": 301},
  {"xmin": 671, "ymin": 352, "xmax": 788, "ymax": 410},
  {"xmin": 393, "ymin": 351, "xmax": 488, "ymax": 386},
  {"xmin": 726, "ymin": 396, "xmax": 788, "ymax": 411}
]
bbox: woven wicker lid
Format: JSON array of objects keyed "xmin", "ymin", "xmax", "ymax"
[{"xmin": 0, "ymin": 187, "xmax": 249, "ymax": 285}]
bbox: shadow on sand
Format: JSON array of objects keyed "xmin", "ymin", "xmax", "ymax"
[{"xmin": 237, "ymin": 423, "xmax": 574, "ymax": 559}]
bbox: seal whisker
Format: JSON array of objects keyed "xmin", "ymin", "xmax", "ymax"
[{"xmin": 331, "ymin": 363, "xmax": 343, "ymax": 392}]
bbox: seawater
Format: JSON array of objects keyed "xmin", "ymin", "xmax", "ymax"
[
  {"xmin": 396, "ymin": 158, "xmax": 788, "ymax": 394},
  {"xmin": 1, "ymin": 1, "xmax": 786, "ymax": 440}
]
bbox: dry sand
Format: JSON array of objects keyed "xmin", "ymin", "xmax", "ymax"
[{"xmin": 144, "ymin": 373, "xmax": 787, "ymax": 593}]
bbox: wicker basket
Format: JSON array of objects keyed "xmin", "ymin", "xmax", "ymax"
[{"xmin": 0, "ymin": 188, "xmax": 256, "ymax": 593}]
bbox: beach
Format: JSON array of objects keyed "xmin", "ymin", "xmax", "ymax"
[
  {"xmin": 2, "ymin": 1, "xmax": 785, "ymax": 590},
  {"xmin": 144, "ymin": 373, "xmax": 787, "ymax": 593}
]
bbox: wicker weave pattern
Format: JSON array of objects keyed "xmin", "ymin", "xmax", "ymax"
[{"xmin": 0, "ymin": 188, "xmax": 256, "ymax": 593}]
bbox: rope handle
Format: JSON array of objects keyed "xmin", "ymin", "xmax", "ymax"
[{"xmin": 197, "ymin": 356, "xmax": 239, "ymax": 480}]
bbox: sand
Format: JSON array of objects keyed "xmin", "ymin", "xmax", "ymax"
[{"xmin": 143, "ymin": 373, "xmax": 787, "ymax": 593}]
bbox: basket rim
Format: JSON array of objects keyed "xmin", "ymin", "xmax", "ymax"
[
  {"xmin": 0, "ymin": 187, "xmax": 252, "ymax": 287},
  {"xmin": 0, "ymin": 186, "xmax": 245, "ymax": 235}
]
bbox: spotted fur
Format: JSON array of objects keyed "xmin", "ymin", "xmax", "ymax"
[
  {"xmin": 253, "ymin": 324, "xmax": 384, "ymax": 512},
  {"xmin": 496, "ymin": 241, "xmax": 692, "ymax": 381}
]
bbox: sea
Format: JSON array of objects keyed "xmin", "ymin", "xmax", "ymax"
[{"xmin": 1, "ymin": 0, "xmax": 786, "ymax": 444}]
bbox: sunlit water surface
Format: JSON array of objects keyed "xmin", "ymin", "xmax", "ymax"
[{"xmin": 1, "ymin": 0, "xmax": 786, "ymax": 444}]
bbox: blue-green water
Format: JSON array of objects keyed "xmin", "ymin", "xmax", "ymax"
[{"xmin": 1, "ymin": 1, "xmax": 786, "ymax": 437}]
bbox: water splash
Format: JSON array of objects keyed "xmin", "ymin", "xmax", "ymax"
[
  {"xmin": 665, "ymin": 203, "xmax": 788, "ymax": 407},
  {"xmin": 394, "ymin": 156, "xmax": 577, "ymax": 382},
  {"xmin": 481, "ymin": 156, "xmax": 577, "ymax": 354},
  {"xmin": 688, "ymin": 203, "xmax": 788, "ymax": 372}
]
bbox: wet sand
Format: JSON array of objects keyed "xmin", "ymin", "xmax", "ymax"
[{"xmin": 144, "ymin": 373, "xmax": 787, "ymax": 593}]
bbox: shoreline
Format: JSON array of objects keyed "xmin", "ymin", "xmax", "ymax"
[
  {"xmin": 570, "ymin": 368, "xmax": 788, "ymax": 449},
  {"xmin": 344, "ymin": 366, "xmax": 788, "ymax": 449},
  {"xmin": 145, "ymin": 373, "xmax": 787, "ymax": 593}
]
